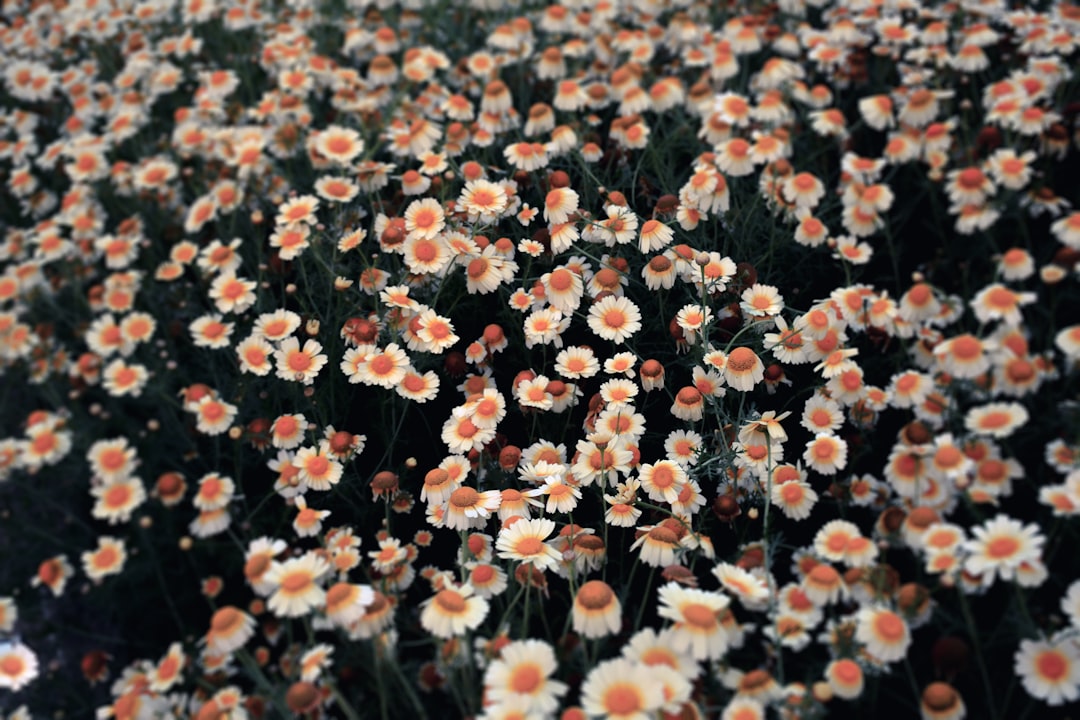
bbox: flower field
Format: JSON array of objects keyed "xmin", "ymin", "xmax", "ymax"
[{"xmin": 2, "ymin": 0, "xmax": 1080, "ymax": 717}]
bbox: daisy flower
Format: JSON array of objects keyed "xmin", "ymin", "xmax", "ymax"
[
  {"xmin": 825, "ymin": 659, "xmax": 865, "ymax": 700},
  {"xmin": 555, "ymin": 346, "xmax": 600, "ymax": 379},
  {"xmin": 496, "ymin": 518, "xmax": 562, "ymax": 571},
  {"xmin": 254, "ymin": 309, "xmax": 301, "ymax": 341},
  {"xmin": 459, "ymin": 179, "xmax": 508, "ymax": 223},
  {"xmin": 523, "ymin": 309, "xmax": 567, "ymax": 348},
  {"xmin": 573, "ymin": 580, "xmax": 622, "ymax": 639},
  {"xmin": 274, "ymin": 338, "xmax": 327, "ymax": 385},
  {"xmin": 266, "ymin": 553, "xmax": 330, "ymax": 618},
  {"xmin": 834, "ymin": 236, "xmax": 873, "ymax": 264},
  {"xmin": 189, "ymin": 314, "xmax": 233, "ymax": 349},
  {"xmin": 657, "ymin": 583, "xmax": 731, "ymax": 661},
  {"xmin": 271, "ymin": 413, "xmax": 307, "ymax": 450},
  {"xmin": 444, "ymin": 486, "xmax": 501, "ymax": 531},
  {"xmin": 0, "ymin": 642, "xmax": 38, "ymax": 691},
  {"xmin": 236, "ymin": 334, "xmax": 274, "ymax": 376},
  {"xmin": 91, "ymin": 477, "xmax": 146, "ymax": 525},
  {"xmin": 82, "ymin": 536, "xmax": 127, "ymax": 581},
  {"xmin": 724, "ymin": 347, "xmax": 764, "ymax": 392},
  {"xmin": 964, "ymin": 402, "xmax": 1029, "ymax": 438},
  {"xmin": 441, "ymin": 411, "xmax": 497, "ymax": 454},
  {"xmin": 357, "ymin": 344, "xmax": 410, "ymax": 388},
  {"xmin": 963, "ymin": 514, "xmax": 1044, "ymax": 583},
  {"xmin": 149, "ymin": 642, "xmax": 186, "ymax": 692},
  {"xmin": 1014, "ymin": 637, "xmax": 1080, "ymax": 706},
  {"xmin": 293, "ymin": 495, "xmax": 330, "ymax": 538},
  {"xmin": 403, "ymin": 234, "xmax": 451, "ymax": 275},
  {"xmin": 638, "ymin": 219, "xmax": 674, "ymax": 253},
  {"xmin": 771, "ymin": 478, "xmax": 818, "ymax": 520},
  {"xmin": 86, "ymin": 437, "xmax": 138, "ymax": 482},
  {"xmin": 543, "ymin": 186, "xmax": 579, "ymax": 226},
  {"xmin": 920, "ymin": 682, "xmax": 966, "ymax": 720},
  {"xmin": 542, "ymin": 267, "xmax": 585, "ymax": 315},
  {"xmin": 420, "ymin": 583, "xmax": 488, "ymax": 638},
  {"xmin": 314, "ymin": 125, "xmax": 364, "ymax": 165},
  {"xmin": 639, "ymin": 460, "xmax": 688, "ymax": 504},
  {"xmin": 208, "ymin": 273, "xmax": 256, "ymax": 314},
  {"xmin": 740, "ymin": 284, "xmax": 784, "ymax": 318},
  {"xmin": 101, "ymin": 359, "xmax": 149, "ymax": 398},
  {"xmin": 293, "ymin": 443, "xmax": 343, "ymax": 491},
  {"xmin": 483, "ymin": 639, "xmax": 568, "ymax": 715},
  {"xmin": 204, "ymin": 606, "xmax": 256, "ymax": 656},
  {"xmin": 31, "ymin": 555, "xmax": 73, "ymax": 597},
  {"xmin": 541, "ymin": 475, "xmax": 582, "ymax": 514},
  {"xmin": 855, "ymin": 606, "xmax": 911, "ymax": 663},
  {"xmin": 269, "ymin": 224, "xmax": 311, "ymax": 260},
  {"xmin": 712, "ymin": 562, "xmax": 769, "ymax": 609},
  {"xmin": 413, "ymin": 309, "xmax": 459, "ymax": 353},
  {"xmin": 276, "ymin": 195, "xmax": 320, "ymax": 226},
  {"xmin": 587, "ymin": 296, "xmax": 642, "ymax": 344},
  {"xmin": 402, "ymin": 197, "xmax": 445, "ymax": 242},
  {"xmin": 580, "ymin": 658, "xmax": 664, "ymax": 720},
  {"xmin": 971, "ymin": 284, "xmax": 1035, "ymax": 326}
]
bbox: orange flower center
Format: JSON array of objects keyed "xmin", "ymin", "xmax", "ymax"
[
  {"xmin": 681, "ymin": 603, "xmax": 717, "ymax": 629},
  {"xmin": 434, "ymin": 589, "xmax": 466, "ymax": 613},
  {"xmin": 280, "ymin": 570, "xmax": 313, "ymax": 594},
  {"xmin": 986, "ymin": 536, "xmax": 1019, "ymax": 559},
  {"xmin": 603, "ymin": 685, "xmax": 642, "ymax": 715}
]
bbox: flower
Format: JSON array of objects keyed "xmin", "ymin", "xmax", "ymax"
[
  {"xmin": 150, "ymin": 642, "xmax": 186, "ymax": 692},
  {"xmin": 443, "ymin": 485, "xmax": 501, "ymax": 531},
  {"xmin": 963, "ymin": 514, "xmax": 1044, "ymax": 583},
  {"xmin": 266, "ymin": 553, "xmax": 330, "ymax": 618},
  {"xmin": 670, "ymin": 387, "xmax": 705, "ymax": 422},
  {"xmin": 91, "ymin": 477, "xmax": 146, "ymax": 524},
  {"xmin": 826, "ymin": 659, "xmax": 865, "ymax": 700},
  {"xmin": 192, "ymin": 395, "xmax": 238, "ymax": 436},
  {"xmin": 237, "ymin": 335, "xmax": 274, "ymax": 375},
  {"xmin": 86, "ymin": 437, "xmax": 138, "ymax": 482},
  {"xmin": 293, "ymin": 444, "xmax": 343, "ymax": 491},
  {"xmin": 484, "ymin": 639, "xmax": 568, "ymax": 714},
  {"xmin": 657, "ymin": 583, "xmax": 731, "ymax": 661},
  {"xmin": 712, "ymin": 563, "xmax": 769, "ymax": 609},
  {"xmin": 274, "ymin": 338, "xmax": 327, "ymax": 385},
  {"xmin": 803, "ymin": 434, "xmax": 848, "ymax": 475},
  {"xmin": 587, "ymin": 295, "xmax": 642, "ymax": 343},
  {"xmin": 208, "ymin": 273, "xmax": 256, "ymax": 314},
  {"xmin": 964, "ymin": 402, "xmax": 1029, "ymax": 438},
  {"xmin": 357, "ymin": 343, "xmax": 410, "ymax": 388},
  {"xmin": 1014, "ymin": 637, "xmax": 1080, "ymax": 706},
  {"xmin": 639, "ymin": 460, "xmax": 687, "ymax": 504},
  {"xmin": 573, "ymin": 580, "xmax": 622, "ymax": 638},
  {"xmin": 555, "ymin": 346, "xmax": 599, "ymax": 379},
  {"xmin": 255, "ymin": 309, "xmax": 301, "ymax": 341},
  {"xmin": 856, "ymin": 606, "xmax": 911, "ymax": 663},
  {"xmin": 0, "ymin": 642, "xmax": 38, "ymax": 691},
  {"xmin": 771, "ymin": 479, "xmax": 818, "ymax": 521},
  {"xmin": 496, "ymin": 518, "xmax": 562, "ymax": 571},
  {"xmin": 724, "ymin": 347, "xmax": 764, "ymax": 391},
  {"xmin": 920, "ymin": 682, "xmax": 965, "ymax": 720},
  {"xmin": 580, "ymin": 658, "xmax": 664, "ymax": 720},
  {"xmin": 740, "ymin": 284, "xmax": 784, "ymax": 318},
  {"xmin": 325, "ymin": 583, "xmax": 375, "ymax": 627},
  {"xmin": 99, "ymin": 356, "xmax": 147, "ymax": 397},
  {"xmin": 420, "ymin": 584, "xmax": 488, "ymax": 638},
  {"xmin": 459, "ymin": 179, "xmax": 508, "ymax": 222},
  {"xmin": 970, "ymin": 284, "xmax": 1035, "ymax": 326},
  {"xmin": 205, "ymin": 606, "xmax": 256, "ymax": 655},
  {"xmin": 82, "ymin": 536, "xmax": 127, "ymax": 581}
]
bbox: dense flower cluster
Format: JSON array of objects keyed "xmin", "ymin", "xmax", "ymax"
[{"xmin": 1, "ymin": 0, "xmax": 1079, "ymax": 718}]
